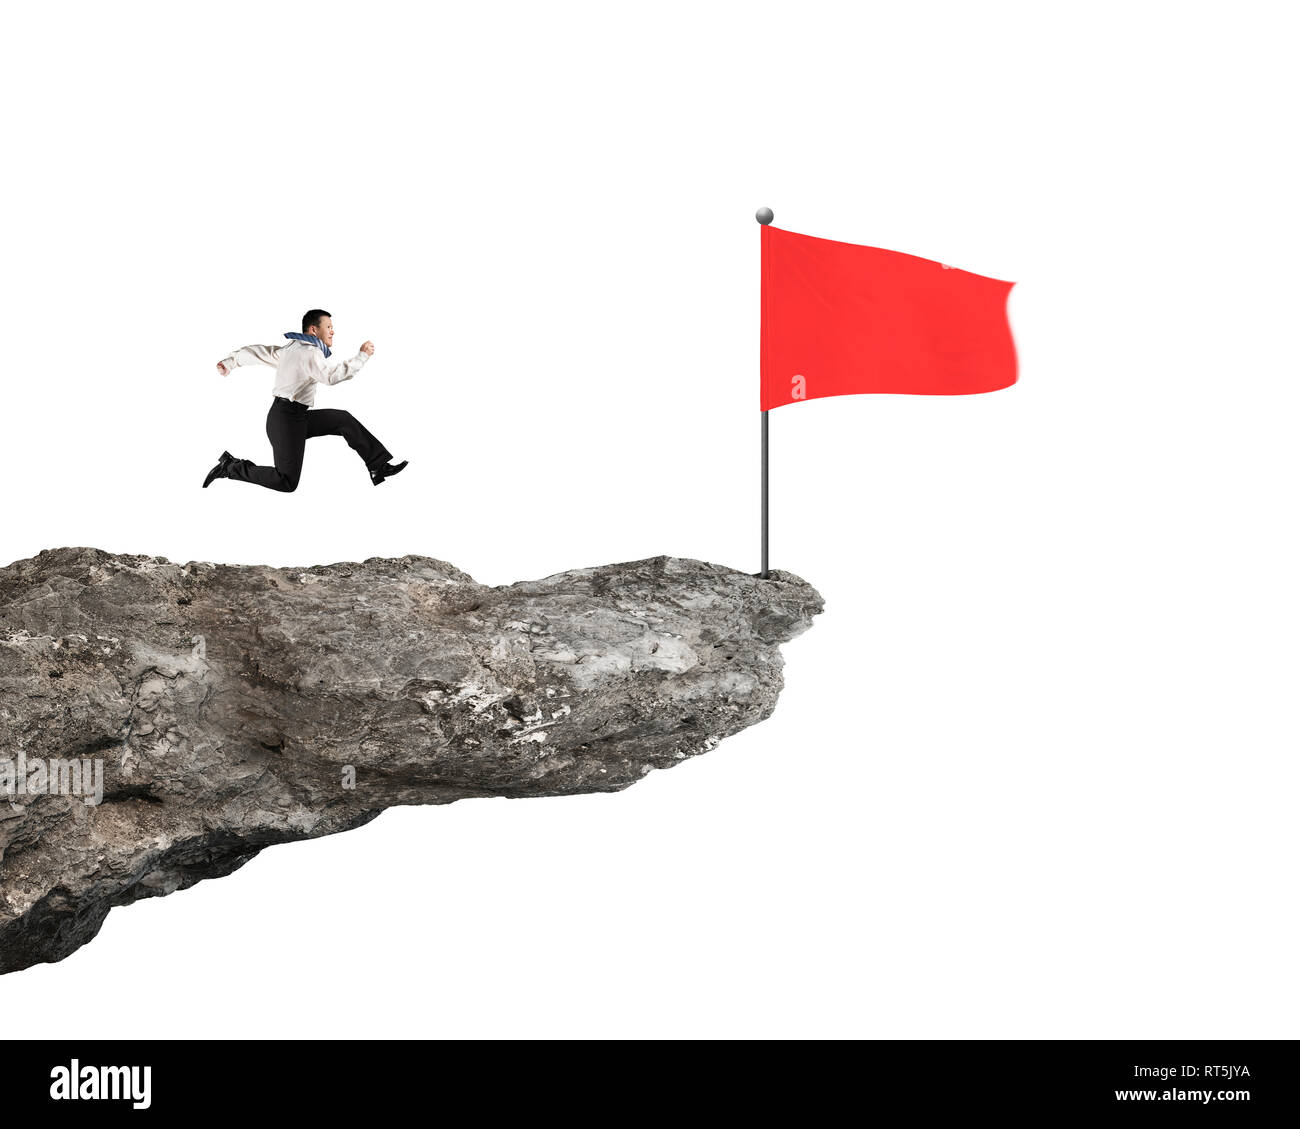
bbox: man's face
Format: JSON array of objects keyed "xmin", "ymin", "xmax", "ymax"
[{"xmin": 308, "ymin": 316, "xmax": 335, "ymax": 347}]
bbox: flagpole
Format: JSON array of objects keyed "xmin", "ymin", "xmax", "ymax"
[
  {"xmin": 760, "ymin": 409, "xmax": 769, "ymax": 578},
  {"xmin": 757, "ymin": 206, "xmax": 774, "ymax": 579}
]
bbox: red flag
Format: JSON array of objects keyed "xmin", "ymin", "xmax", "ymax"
[{"xmin": 760, "ymin": 225, "xmax": 1017, "ymax": 411}]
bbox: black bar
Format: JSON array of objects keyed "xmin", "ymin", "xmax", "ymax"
[{"xmin": 2, "ymin": 1039, "xmax": 1294, "ymax": 1114}]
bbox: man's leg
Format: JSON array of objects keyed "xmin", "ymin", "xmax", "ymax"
[
  {"xmin": 223, "ymin": 401, "xmax": 308, "ymax": 491},
  {"xmin": 304, "ymin": 408, "xmax": 393, "ymax": 473}
]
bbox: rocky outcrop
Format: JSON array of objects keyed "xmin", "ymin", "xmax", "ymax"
[{"xmin": 0, "ymin": 548, "xmax": 821, "ymax": 974}]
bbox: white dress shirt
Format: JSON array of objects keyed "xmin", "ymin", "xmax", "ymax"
[{"xmin": 218, "ymin": 340, "xmax": 370, "ymax": 408}]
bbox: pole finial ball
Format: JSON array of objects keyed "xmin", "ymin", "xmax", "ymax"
[{"xmin": 755, "ymin": 207, "xmax": 774, "ymax": 225}]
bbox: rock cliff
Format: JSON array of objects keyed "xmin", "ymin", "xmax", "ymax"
[{"xmin": 0, "ymin": 548, "xmax": 821, "ymax": 973}]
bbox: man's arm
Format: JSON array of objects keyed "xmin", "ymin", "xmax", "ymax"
[
  {"xmin": 216, "ymin": 343, "xmax": 282, "ymax": 376},
  {"xmin": 314, "ymin": 341, "xmax": 375, "ymax": 386}
]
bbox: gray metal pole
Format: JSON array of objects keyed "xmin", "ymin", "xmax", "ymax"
[
  {"xmin": 761, "ymin": 410, "xmax": 769, "ymax": 579},
  {"xmin": 756, "ymin": 207, "xmax": 773, "ymax": 579}
]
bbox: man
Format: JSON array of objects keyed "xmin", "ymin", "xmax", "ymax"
[{"xmin": 203, "ymin": 309, "xmax": 408, "ymax": 491}]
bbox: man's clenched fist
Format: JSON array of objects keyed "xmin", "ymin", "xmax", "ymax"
[
  {"xmin": 216, "ymin": 361, "xmax": 230, "ymax": 375},
  {"xmin": 360, "ymin": 341, "xmax": 375, "ymax": 356}
]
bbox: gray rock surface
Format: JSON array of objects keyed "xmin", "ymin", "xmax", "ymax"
[{"xmin": 0, "ymin": 547, "xmax": 821, "ymax": 974}]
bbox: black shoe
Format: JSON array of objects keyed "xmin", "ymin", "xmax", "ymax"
[
  {"xmin": 203, "ymin": 451, "xmax": 235, "ymax": 488},
  {"xmin": 370, "ymin": 459, "xmax": 408, "ymax": 486}
]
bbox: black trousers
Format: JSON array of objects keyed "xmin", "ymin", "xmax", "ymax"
[{"xmin": 225, "ymin": 397, "xmax": 393, "ymax": 492}]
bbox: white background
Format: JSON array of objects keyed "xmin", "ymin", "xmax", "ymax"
[{"xmin": 2, "ymin": 0, "xmax": 1296, "ymax": 1037}]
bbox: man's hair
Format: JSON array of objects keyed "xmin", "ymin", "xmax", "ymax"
[{"xmin": 302, "ymin": 309, "xmax": 331, "ymax": 334}]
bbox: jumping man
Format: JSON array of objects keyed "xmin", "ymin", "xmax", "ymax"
[{"xmin": 203, "ymin": 309, "xmax": 409, "ymax": 491}]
